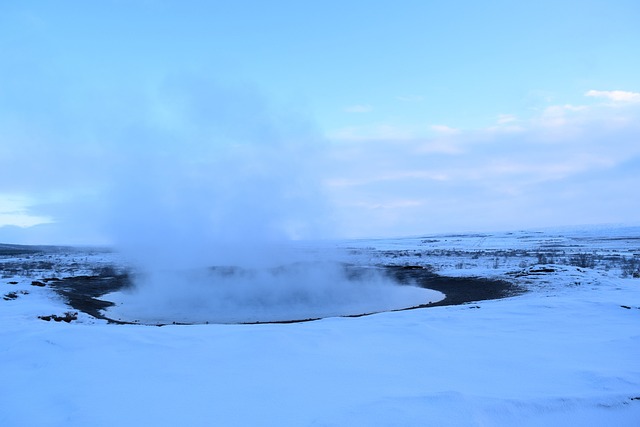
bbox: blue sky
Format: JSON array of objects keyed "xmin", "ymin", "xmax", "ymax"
[{"xmin": 1, "ymin": 1, "xmax": 639, "ymax": 244}]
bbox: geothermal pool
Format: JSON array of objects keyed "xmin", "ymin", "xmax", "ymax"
[
  {"xmin": 102, "ymin": 264, "xmax": 443, "ymax": 324},
  {"xmin": 47, "ymin": 263, "xmax": 522, "ymax": 325}
]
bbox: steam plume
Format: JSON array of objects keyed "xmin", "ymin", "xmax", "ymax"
[{"xmin": 102, "ymin": 79, "xmax": 439, "ymax": 323}]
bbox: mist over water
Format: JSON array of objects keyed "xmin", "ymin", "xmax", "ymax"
[
  {"xmin": 103, "ymin": 81, "xmax": 440, "ymax": 323},
  {"xmin": 105, "ymin": 263, "xmax": 441, "ymax": 324}
]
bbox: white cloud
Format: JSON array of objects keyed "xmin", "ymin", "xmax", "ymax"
[
  {"xmin": 545, "ymin": 104, "xmax": 588, "ymax": 114},
  {"xmin": 0, "ymin": 213, "xmax": 53, "ymax": 228},
  {"xmin": 328, "ymin": 124, "xmax": 415, "ymax": 141},
  {"xmin": 344, "ymin": 104, "xmax": 373, "ymax": 113},
  {"xmin": 347, "ymin": 199, "xmax": 425, "ymax": 209},
  {"xmin": 585, "ymin": 90, "xmax": 640, "ymax": 103},
  {"xmin": 497, "ymin": 114, "xmax": 518, "ymax": 124},
  {"xmin": 537, "ymin": 104, "xmax": 589, "ymax": 128},
  {"xmin": 326, "ymin": 96, "xmax": 640, "ymax": 237},
  {"xmin": 326, "ymin": 170, "xmax": 450, "ymax": 188},
  {"xmin": 430, "ymin": 125, "xmax": 460, "ymax": 135},
  {"xmin": 0, "ymin": 194, "xmax": 53, "ymax": 228},
  {"xmin": 416, "ymin": 140, "xmax": 464, "ymax": 155}
]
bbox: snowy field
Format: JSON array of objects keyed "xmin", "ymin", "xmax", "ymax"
[{"xmin": 1, "ymin": 225, "xmax": 639, "ymax": 426}]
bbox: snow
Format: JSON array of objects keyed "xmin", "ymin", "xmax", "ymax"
[{"xmin": 1, "ymin": 226, "xmax": 639, "ymax": 426}]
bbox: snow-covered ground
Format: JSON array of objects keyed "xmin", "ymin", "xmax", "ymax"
[{"xmin": 1, "ymin": 226, "xmax": 639, "ymax": 426}]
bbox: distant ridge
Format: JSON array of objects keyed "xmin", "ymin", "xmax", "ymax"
[{"xmin": 0, "ymin": 243, "xmax": 111, "ymax": 256}]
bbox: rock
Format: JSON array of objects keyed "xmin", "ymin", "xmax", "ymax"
[
  {"xmin": 38, "ymin": 312, "xmax": 78, "ymax": 323},
  {"xmin": 3, "ymin": 292, "xmax": 18, "ymax": 301},
  {"xmin": 528, "ymin": 267, "xmax": 556, "ymax": 274}
]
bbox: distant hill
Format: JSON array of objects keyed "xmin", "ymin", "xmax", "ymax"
[{"xmin": 0, "ymin": 243, "xmax": 111, "ymax": 256}]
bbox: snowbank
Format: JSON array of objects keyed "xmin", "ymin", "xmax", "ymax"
[{"xmin": 1, "ymin": 227, "xmax": 639, "ymax": 426}]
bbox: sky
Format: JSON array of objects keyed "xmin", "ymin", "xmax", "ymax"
[{"xmin": 1, "ymin": 0, "xmax": 639, "ymax": 245}]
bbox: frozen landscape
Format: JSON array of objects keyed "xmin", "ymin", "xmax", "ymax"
[
  {"xmin": 1, "ymin": 225, "xmax": 639, "ymax": 426},
  {"xmin": 3, "ymin": 2, "xmax": 639, "ymax": 426}
]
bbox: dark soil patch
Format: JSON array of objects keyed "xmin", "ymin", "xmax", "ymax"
[
  {"xmin": 384, "ymin": 266, "xmax": 525, "ymax": 308},
  {"xmin": 46, "ymin": 274, "xmax": 133, "ymax": 324}
]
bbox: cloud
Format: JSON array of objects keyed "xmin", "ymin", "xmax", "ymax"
[
  {"xmin": 0, "ymin": 195, "xmax": 53, "ymax": 228},
  {"xmin": 543, "ymin": 104, "xmax": 588, "ymax": 115},
  {"xmin": 486, "ymin": 114, "xmax": 524, "ymax": 134},
  {"xmin": 328, "ymin": 124, "xmax": 416, "ymax": 141},
  {"xmin": 533, "ymin": 104, "xmax": 589, "ymax": 127},
  {"xmin": 0, "ymin": 74, "xmax": 333, "ymax": 248},
  {"xmin": 497, "ymin": 114, "xmax": 518, "ymax": 124},
  {"xmin": 346, "ymin": 199, "xmax": 425, "ymax": 209},
  {"xmin": 330, "ymin": 123, "xmax": 462, "ymax": 143},
  {"xmin": 344, "ymin": 104, "xmax": 373, "ymax": 113},
  {"xmin": 0, "ymin": 213, "xmax": 52, "ymax": 229},
  {"xmin": 325, "ymin": 95, "xmax": 640, "ymax": 237},
  {"xmin": 3, "ymin": 62, "xmax": 640, "ymax": 243},
  {"xmin": 430, "ymin": 125, "xmax": 460, "ymax": 135},
  {"xmin": 585, "ymin": 90, "xmax": 640, "ymax": 103}
]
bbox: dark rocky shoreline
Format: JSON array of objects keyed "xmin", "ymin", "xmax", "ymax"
[
  {"xmin": 45, "ymin": 274, "xmax": 133, "ymax": 324},
  {"xmin": 385, "ymin": 265, "xmax": 525, "ymax": 308}
]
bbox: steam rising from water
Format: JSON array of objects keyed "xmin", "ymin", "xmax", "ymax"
[
  {"xmin": 105, "ymin": 263, "xmax": 442, "ymax": 324},
  {"xmin": 104, "ymin": 81, "xmax": 440, "ymax": 323}
]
